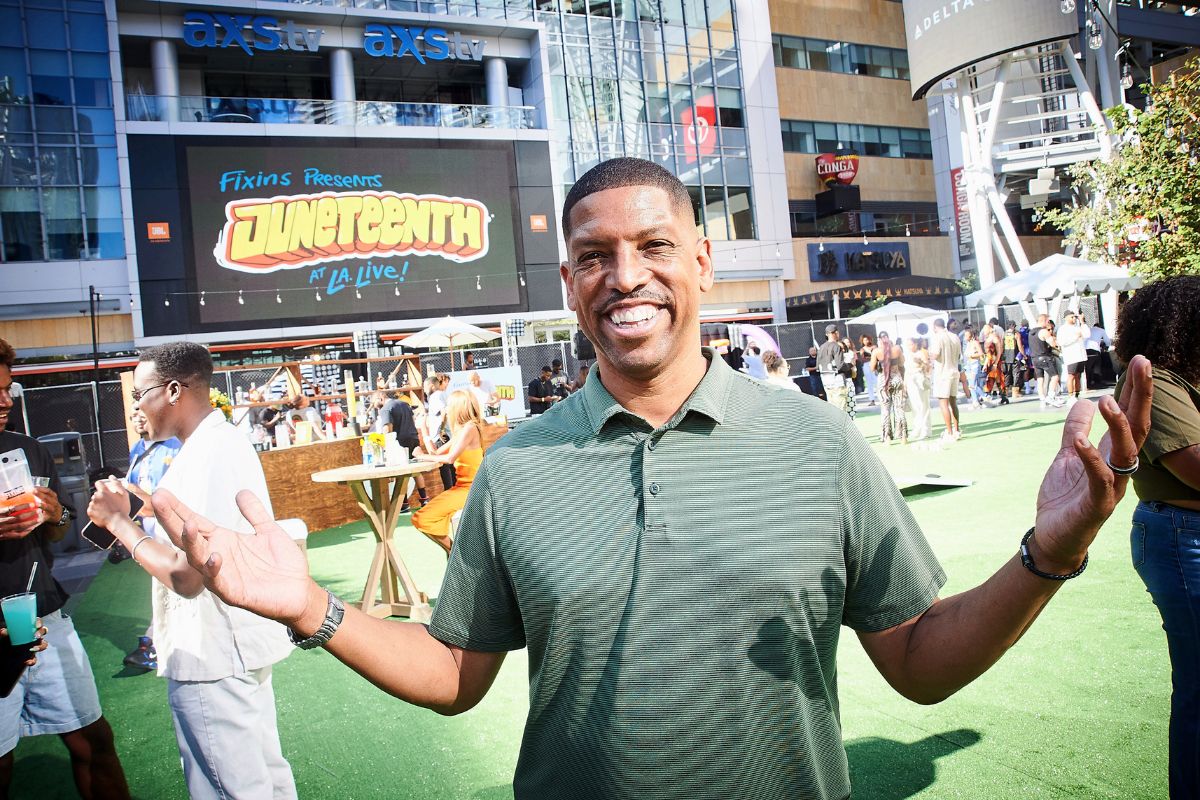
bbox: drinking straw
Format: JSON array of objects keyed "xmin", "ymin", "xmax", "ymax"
[{"xmin": 25, "ymin": 562, "xmax": 37, "ymax": 593}]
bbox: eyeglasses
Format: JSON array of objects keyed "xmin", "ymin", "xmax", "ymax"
[{"xmin": 131, "ymin": 381, "xmax": 187, "ymax": 402}]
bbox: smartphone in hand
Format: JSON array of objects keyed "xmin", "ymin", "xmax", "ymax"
[{"xmin": 80, "ymin": 492, "xmax": 145, "ymax": 550}]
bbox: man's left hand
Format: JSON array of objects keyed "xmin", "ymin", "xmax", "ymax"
[
  {"xmin": 1032, "ymin": 355, "xmax": 1152, "ymax": 573},
  {"xmin": 31, "ymin": 486, "xmax": 64, "ymax": 527}
]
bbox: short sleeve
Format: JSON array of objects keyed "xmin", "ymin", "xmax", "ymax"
[
  {"xmin": 428, "ymin": 459, "xmax": 526, "ymax": 652},
  {"xmin": 838, "ymin": 418, "xmax": 946, "ymax": 632},
  {"xmin": 1143, "ymin": 372, "xmax": 1200, "ymax": 465}
]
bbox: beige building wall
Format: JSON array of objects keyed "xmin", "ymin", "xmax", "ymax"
[
  {"xmin": 769, "ymin": 0, "xmax": 955, "ymax": 303},
  {"xmin": 0, "ymin": 315, "xmax": 134, "ymax": 352}
]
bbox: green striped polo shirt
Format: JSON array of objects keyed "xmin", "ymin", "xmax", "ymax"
[{"xmin": 429, "ymin": 349, "xmax": 945, "ymax": 800}]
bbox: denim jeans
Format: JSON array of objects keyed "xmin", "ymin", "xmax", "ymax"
[{"xmin": 1132, "ymin": 500, "xmax": 1200, "ymax": 799}]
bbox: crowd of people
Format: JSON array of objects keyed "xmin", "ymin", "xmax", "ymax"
[
  {"xmin": 727, "ymin": 311, "xmax": 1116, "ymax": 447},
  {"xmin": 0, "ymin": 156, "xmax": 1186, "ymax": 800}
]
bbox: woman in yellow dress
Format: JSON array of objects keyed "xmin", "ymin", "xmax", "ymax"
[{"xmin": 412, "ymin": 390, "xmax": 484, "ymax": 555}]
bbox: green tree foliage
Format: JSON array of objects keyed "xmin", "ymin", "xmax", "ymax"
[{"xmin": 1039, "ymin": 60, "xmax": 1200, "ymax": 281}]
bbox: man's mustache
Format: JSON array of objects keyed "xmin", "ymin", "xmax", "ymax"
[{"xmin": 597, "ymin": 289, "xmax": 671, "ymax": 315}]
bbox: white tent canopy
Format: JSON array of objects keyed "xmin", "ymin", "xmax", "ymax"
[
  {"xmin": 399, "ymin": 316, "xmax": 501, "ymax": 370},
  {"xmin": 964, "ymin": 255, "xmax": 1142, "ymax": 307},
  {"xmin": 853, "ymin": 301, "xmax": 946, "ymax": 341}
]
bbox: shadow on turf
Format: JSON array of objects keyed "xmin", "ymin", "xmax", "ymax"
[{"xmin": 846, "ymin": 728, "xmax": 982, "ymax": 799}]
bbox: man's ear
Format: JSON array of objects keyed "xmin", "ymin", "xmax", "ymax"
[
  {"xmin": 696, "ymin": 237, "xmax": 715, "ymax": 294},
  {"xmin": 560, "ymin": 262, "xmax": 577, "ymax": 311}
]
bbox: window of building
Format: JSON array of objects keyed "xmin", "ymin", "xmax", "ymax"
[
  {"xmin": 0, "ymin": 0, "xmax": 123, "ymax": 263},
  {"xmin": 771, "ymin": 34, "xmax": 910, "ymax": 81},
  {"xmin": 543, "ymin": 0, "xmax": 754, "ymax": 238},
  {"xmin": 780, "ymin": 119, "xmax": 931, "ymax": 160}
]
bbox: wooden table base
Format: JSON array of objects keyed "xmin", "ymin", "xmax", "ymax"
[{"xmin": 348, "ymin": 476, "xmax": 433, "ymax": 623}]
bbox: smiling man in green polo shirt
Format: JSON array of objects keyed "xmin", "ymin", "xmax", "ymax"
[{"xmin": 158, "ymin": 158, "xmax": 1153, "ymax": 800}]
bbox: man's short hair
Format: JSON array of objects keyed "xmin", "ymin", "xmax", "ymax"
[
  {"xmin": 562, "ymin": 158, "xmax": 692, "ymax": 238},
  {"xmin": 933, "ymin": 318, "xmax": 946, "ymax": 329},
  {"xmin": 139, "ymin": 341, "xmax": 213, "ymax": 386},
  {"xmin": 541, "ymin": 365, "xmax": 552, "ymax": 374},
  {"xmin": 0, "ymin": 338, "xmax": 14, "ymax": 369},
  {"xmin": 552, "ymin": 358, "xmax": 563, "ymax": 368}
]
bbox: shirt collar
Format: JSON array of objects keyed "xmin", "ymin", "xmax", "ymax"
[{"xmin": 581, "ymin": 347, "xmax": 731, "ymax": 435}]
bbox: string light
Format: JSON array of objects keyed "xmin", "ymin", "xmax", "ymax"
[
  {"xmin": 862, "ymin": 232, "xmax": 869, "ymax": 246},
  {"xmin": 905, "ymin": 224, "xmax": 912, "ymax": 237},
  {"xmin": 435, "ymin": 279, "xmax": 441, "ymax": 294},
  {"xmin": 476, "ymin": 275, "xmax": 482, "ymax": 290},
  {"xmin": 1060, "ymin": 0, "xmax": 1075, "ymax": 11},
  {"xmin": 355, "ymin": 287, "xmax": 362, "ymax": 300},
  {"xmin": 519, "ymin": 273, "xmax": 526, "ymax": 286},
  {"xmin": 394, "ymin": 283, "xmax": 400, "ymax": 296},
  {"xmin": 1121, "ymin": 62, "xmax": 1133, "ymax": 90},
  {"xmin": 1087, "ymin": 2, "xmax": 1103, "ymax": 50},
  {"xmin": 818, "ymin": 241, "xmax": 825, "ymax": 252},
  {"xmin": 774, "ymin": 245, "xmax": 781, "ymax": 257},
  {"xmin": 237, "ymin": 290, "xmax": 244, "ymax": 305},
  {"xmin": 276, "ymin": 291, "xmax": 282, "ymax": 304},
  {"xmin": 199, "ymin": 292, "xmax": 205, "ymax": 306},
  {"xmin": 163, "ymin": 296, "xmax": 170, "ymax": 307},
  {"xmin": 315, "ymin": 289, "xmax": 322, "ymax": 302}
]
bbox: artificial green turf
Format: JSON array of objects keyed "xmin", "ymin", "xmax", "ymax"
[{"xmin": 10, "ymin": 397, "xmax": 1168, "ymax": 799}]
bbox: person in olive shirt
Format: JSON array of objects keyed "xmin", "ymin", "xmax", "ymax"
[
  {"xmin": 153, "ymin": 159, "xmax": 1152, "ymax": 800},
  {"xmin": 1114, "ymin": 276, "xmax": 1200, "ymax": 799},
  {"xmin": 0, "ymin": 338, "xmax": 129, "ymax": 799}
]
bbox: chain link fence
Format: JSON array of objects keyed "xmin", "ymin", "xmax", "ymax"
[
  {"xmin": 12, "ymin": 300, "xmax": 1102, "ymax": 470},
  {"xmin": 10, "ymin": 380, "xmax": 128, "ymax": 475}
]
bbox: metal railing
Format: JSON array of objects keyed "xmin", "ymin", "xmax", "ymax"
[{"xmin": 125, "ymin": 95, "xmax": 537, "ymax": 130}]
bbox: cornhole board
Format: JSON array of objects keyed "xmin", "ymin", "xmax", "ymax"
[{"xmin": 892, "ymin": 473, "xmax": 974, "ymax": 496}]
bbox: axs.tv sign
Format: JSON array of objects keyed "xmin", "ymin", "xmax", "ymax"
[{"xmin": 182, "ymin": 11, "xmax": 323, "ymax": 54}]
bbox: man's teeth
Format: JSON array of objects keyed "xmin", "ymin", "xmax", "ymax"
[{"xmin": 608, "ymin": 306, "xmax": 659, "ymax": 325}]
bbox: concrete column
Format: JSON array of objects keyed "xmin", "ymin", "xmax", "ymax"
[
  {"xmin": 485, "ymin": 58, "xmax": 509, "ymax": 108},
  {"xmin": 330, "ymin": 49, "xmax": 356, "ymax": 125},
  {"xmin": 150, "ymin": 39, "xmax": 178, "ymax": 123}
]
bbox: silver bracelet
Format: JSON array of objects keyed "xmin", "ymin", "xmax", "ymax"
[{"xmin": 130, "ymin": 534, "xmax": 154, "ymax": 564}]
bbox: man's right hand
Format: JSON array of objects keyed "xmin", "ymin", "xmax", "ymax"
[
  {"xmin": 152, "ymin": 489, "xmax": 318, "ymax": 630},
  {"xmin": 0, "ymin": 503, "xmax": 39, "ymax": 540}
]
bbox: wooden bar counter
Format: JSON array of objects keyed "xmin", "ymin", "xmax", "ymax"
[
  {"xmin": 260, "ymin": 438, "xmax": 364, "ymax": 532},
  {"xmin": 259, "ymin": 421, "xmax": 510, "ymax": 534}
]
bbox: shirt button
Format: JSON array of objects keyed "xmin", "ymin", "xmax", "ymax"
[
  {"xmin": 648, "ymin": 482, "xmax": 660, "ymax": 495},
  {"xmin": 647, "ymin": 439, "xmax": 657, "ymax": 451}
]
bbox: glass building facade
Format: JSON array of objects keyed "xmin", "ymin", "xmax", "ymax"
[
  {"xmin": 537, "ymin": 0, "xmax": 754, "ymax": 240},
  {"xmin": 0, "ymin": 0, "xmax": 123, "ymax": 263}
]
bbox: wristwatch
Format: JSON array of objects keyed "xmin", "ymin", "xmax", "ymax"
[
  {"xmin": 53, "ymin": 506, "xmax": 71, "ymax": 527},
  {"xmin": 288, "ymin": 590, "xmax": 344, "ymax": 650}
]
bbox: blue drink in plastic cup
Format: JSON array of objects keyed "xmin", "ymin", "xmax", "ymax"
[{"xmin": 1, "ymin": 593, "xmax": 38, "ymax": 645}]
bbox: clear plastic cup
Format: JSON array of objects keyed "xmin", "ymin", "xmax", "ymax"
[{"xmin": 1, "ymin": 593, "xmax": 38, "ymax": 645}]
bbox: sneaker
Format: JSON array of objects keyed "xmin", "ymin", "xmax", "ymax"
[{"xmin": 123, "ymin": 637, "xmax": 156, "ymax": 672}]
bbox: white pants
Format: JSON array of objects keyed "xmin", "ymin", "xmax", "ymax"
[
  {"xmin": 166, "ymin": 667, "xmax": 296, "ymax": 800},
  {"xmin": 906, "ymin": 379, "xmax": 931, "ymax": 440}
]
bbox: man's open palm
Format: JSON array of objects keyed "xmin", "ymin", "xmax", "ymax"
[
  {"xmin": 1033, "ymin": 355, "xmax": 1152, "ymax": 567},
  {"xmin": 152, "ymin": 488, "xmax": 312, "ymax": 625}
]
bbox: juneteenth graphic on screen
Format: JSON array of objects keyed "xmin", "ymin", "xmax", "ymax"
[{"xmin": 185, "ymin": 144, "xmax": 522, "ymax": 324}]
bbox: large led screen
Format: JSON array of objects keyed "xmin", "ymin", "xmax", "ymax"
[
  {"xmin": 184, "ymin": 141, "xmax": 523, "ymax": 326},
  {"xmin": 903, "ymin": 0, "xmax": 1078, "ymax": 99}
]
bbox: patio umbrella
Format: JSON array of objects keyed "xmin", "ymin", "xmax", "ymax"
[
  {"xmin": 964, "ymin": 255, "xmax": 1142, "ymax": 307},
  {"xmin": 853, "ymin": 301, "xmax": 946, "ymax": 341},
  {"xmin": 399, "ymin": 316, "xmax": 501, "ymax": 370}
]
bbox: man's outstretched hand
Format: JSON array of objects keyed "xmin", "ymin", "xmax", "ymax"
[
  {"xmin": 1032, "ymin": 354, "xmax": 1153, "ymax": 573},
  {"xmin": 152, "ymin": 489, "xmax": 317, "ymax": 629}
]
